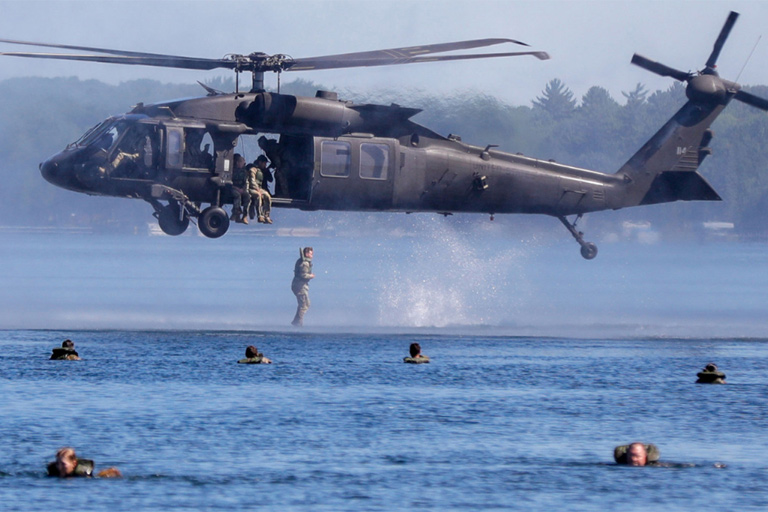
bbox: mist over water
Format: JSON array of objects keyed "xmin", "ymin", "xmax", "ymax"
[{"xmin": 2, "ymin": 220, "xmax": 768, "ymax": 338}]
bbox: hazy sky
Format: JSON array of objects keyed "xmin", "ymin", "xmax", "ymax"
[{"xmin": 2, "ymin": 0, "xmax": 768, "ymax": 106}]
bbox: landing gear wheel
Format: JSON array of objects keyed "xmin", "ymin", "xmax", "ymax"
[
  {"xmin": 198, "ymin": 206, "xmax": 230, "ymax": 238},
  {"xmin": 580, "ymin": 242, "xmax": 598, "ymax": 260},
  {"xmin": 558, "ymin": 215, "xmax": 598, "ymax": 260},
  {"xmin": 157, "ymin": 203, "xmax": 189, "ymax": 236}
]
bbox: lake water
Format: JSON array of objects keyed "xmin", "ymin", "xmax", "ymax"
[{"xmin": 2, "ymin": 226, "xmax": 768, "ymax": 510}]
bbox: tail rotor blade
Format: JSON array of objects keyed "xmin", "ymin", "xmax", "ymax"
[
  {"xmin": 735, "ymin": 89, "xmax": 768, "ymax": 111},
  {"xmin": 706, "ymin": 11, "xmax": 739, "ymax": 68},
  {"xmin": 631, "ymin": 54, "xmax": 691, "ymax": 81}
]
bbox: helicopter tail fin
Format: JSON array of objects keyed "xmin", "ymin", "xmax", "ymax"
[{"xmin": 615, "ymin": 100, "xmax": 724, "ymax": 206}]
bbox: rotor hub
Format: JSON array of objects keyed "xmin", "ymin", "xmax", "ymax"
[{"xmin": 686, "ymin": 74, "xmax": 728, "ymax": 104}]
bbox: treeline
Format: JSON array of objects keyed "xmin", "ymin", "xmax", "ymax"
[{"xmin": 1, "ymin": 76, "xmax": 768, "ymax": 235}]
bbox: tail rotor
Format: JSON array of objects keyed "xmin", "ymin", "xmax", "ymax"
[{"xmin": 631, "ymin": 11, "xmax": 768, "ymax": 112}]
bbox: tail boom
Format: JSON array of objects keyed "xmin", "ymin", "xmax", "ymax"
[{"xmin": 615, "ymin": 100, "xmax": 726, "ymax": 207}]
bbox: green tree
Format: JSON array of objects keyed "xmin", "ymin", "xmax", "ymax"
[
  {"xmin": 622, "ymin": 83, "xmax": 648, "ymax": 110},
  {"xmin": 573, "ymin": 86, "xmax": 623, "ymax": 169},
  {"xmin": 532, "ymin": 78, "xmax": 576, "ymax": 119}
]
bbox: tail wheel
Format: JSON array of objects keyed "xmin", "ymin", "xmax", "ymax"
[
  {"xmin": 580, "ymin": 242, "xmax": 598, "ymax": 260},
  {"xmin": 157, "ymin": 202, "xmax": 189, "ymax": 236},
  {"xmin": 558, "ymin": 215, "xmax": 598, "ymax": 260},
  {"xmin": 198, "ymin": 206, "xmax": 230, "ymax": 238}
]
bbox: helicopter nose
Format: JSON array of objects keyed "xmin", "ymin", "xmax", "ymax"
[
  {"xmin": 40, "ymin": 154, "xmax": 83, "ymax": 192},
  {"xmin": 40, "ymin": 159, "xmax": 58, "ymax": 184},
  {"xmin": 40, "ymin": 157, "xmax": 69, "ymax": 188}
]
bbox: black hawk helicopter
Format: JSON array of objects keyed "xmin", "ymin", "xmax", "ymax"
[{"xmin": 2, "ymin": 11, "xmax": 766, "ymax": 259}]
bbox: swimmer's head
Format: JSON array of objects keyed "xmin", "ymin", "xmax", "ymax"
[
  {"xmin": 626, "ymin": 443, "xmax": 647, "ymax": 467},
  {"xmin": 55, "ymin": 447, "xmax": 78, "ymax": 476}
]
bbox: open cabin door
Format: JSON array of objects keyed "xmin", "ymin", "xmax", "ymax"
[{"xmin": 309, "ymin": 136, "xmax": 397, "ymax": 210}]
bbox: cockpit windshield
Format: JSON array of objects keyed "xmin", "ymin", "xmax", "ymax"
[{"xmin": 71, "ymin": 119, "xmax": 128, "ymax": 151}]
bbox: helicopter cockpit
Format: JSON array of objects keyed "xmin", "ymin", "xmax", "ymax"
[
  {"xmin": 41, "ymin": 115, "xmax": 161, "ymax": 195},
  {"xmin": 40, "ymin": 108, "xmax": 317, "ymax": 236}
]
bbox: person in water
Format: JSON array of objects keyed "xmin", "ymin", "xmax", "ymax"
[
  {"xmin": 614, "ymin": 442, "xmax": 723, "ymax": 468},
  {"xmin": 696, "ymin": 362, "xmax": 726, "ymax": 384},
  {"xmin": 47, "ymin": 447, "xmax": 121, "ymax": 478},
  {"xmin": 614, "ymin": 443, "xmax": 658, "ymax": 466},
  {"xmin": 403, "ymin": 342, "xmax": 430, "ymax": 364},
  {"xmin": 50, "ymin": 339, "xmax": 80, "ymax": 360},
  {"xmin": 237, "ymin": 345, "xmax": 272, "ymax": 364}
]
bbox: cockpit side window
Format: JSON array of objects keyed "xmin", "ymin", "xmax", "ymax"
[
  {"xmin": 100, "ymin": 125, "xmax": 122, "ymax": 151},
  {"xmin": 109, "ymin": 123, "xmax": 160, "ymax": 179},
  {"xmin": 183, "ymin": 128, "xmax": 215, "ymax": 171}
]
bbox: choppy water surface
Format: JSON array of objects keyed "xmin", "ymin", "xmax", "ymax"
[{"xmin": 2, "ymin": 331, "xmax": 768, "ymax": 511}]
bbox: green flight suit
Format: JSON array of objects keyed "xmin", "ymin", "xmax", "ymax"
[
  {"xmin": 50, "ymin": 347, "xmax": 80, "ymax": 360},
  {"xmin": 291, "ymin": 250, "xmax": 313, "ymax": 326},
  {"xmin": 229, "ymin": 163, "xmax": 250, "ymax": 216},
  {"xmin": 237, "ymin": 356, "xmax": 271, "ymax": 364},
  {"xmin": 246, "ymin": 164, "xmax": 272, "ymax": 221},
  {"xmin": 403, "ymin": 356, "xmax": 430, "ymax": 364},
  {"xmin": 696, "ymin": 370, "xmax": 726, "ymax": 384}
]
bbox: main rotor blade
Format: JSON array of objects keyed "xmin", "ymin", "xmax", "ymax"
[
  {"xmin": 292, "ymin": 38, "xmax": 530, "ymax": 65},
  {"xmin": 0, "ymin": 37, "xmax": 200, "ymax": 60},
  {"xmin": 289, "ymin": 50, "xmax": 549, "ymax": 71},
  {"xmin": 0, "ymin": 37, "xmax": 546, "ymax": 75},
  {"xmin": 706, "ymin": 11, "xmax": 739, "ymax": 69},
  {"xmin": 631, "ymin": 54, "xmax": 692, "ymax": 82},
  {"xmin": 0, "ymin": 51, "xmax": 235, "ymax": 71},
  {"xmin": 735, "ymin": 89, "xmax": 768, "ymax": 111}
]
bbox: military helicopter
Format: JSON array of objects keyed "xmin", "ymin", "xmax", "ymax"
[{"xmin": 1, "ymin": 11, "xmax": 766, "ymax": 259}]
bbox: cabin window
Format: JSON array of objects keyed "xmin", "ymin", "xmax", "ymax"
[
  {"xmin": 360, "ymin": 143, "xmax": 389, "ymax": 180},
  {"xmin": 320, "ymin": 141, "xmax": 350, "ymax": 177},
  {"xmin": 166, "ymin": 127, "xmax": 184, "ymax": 169}
]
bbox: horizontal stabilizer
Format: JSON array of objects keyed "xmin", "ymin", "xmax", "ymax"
[{"xmin": 639, "ymin": 171, "xmax": 721, "ymax": 205}]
